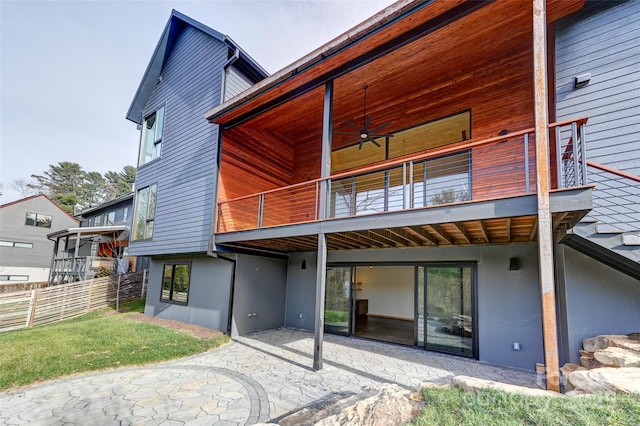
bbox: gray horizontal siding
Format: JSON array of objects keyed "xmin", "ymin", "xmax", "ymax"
[
  {"xmin": 555, "ymin": 0, "xmax": 640, "ymax": 176},
  {"xmin": 131, "ymin": 26, "xmax": 227, "ymax": 256},
  {"xmin": 224, "ymin": 66, "xmax": 253, "ymax": 101},
  {"xmin": 0, "ymin": 197, "xmax": 78, "ymax": 269},
  {"xmin": 555, "ymin": 0, "xmax": 640, "ymax": 232}
]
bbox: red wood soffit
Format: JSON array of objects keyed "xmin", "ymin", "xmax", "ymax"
[{"xmin": 208, "ymin": 0, "xmax": 585, "ymax": 127}]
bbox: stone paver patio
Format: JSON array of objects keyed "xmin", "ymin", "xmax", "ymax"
[{"xmin": 0, "ymin": 328, "xmax": 539, "ymax": 425}]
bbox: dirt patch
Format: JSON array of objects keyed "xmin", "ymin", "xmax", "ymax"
[{"xmin": 125, "ymin": 313, "xmax": 224, "ymax": 340}]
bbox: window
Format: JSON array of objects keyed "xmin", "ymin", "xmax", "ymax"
[
  {"xmin": 106, "ymin": 211, "xmax": 116, "ymax": 225},
  {"xmin": 123, "ymin": 206, "xmax": 129, "ymax": 222},
  {"xmin": 90, "ymin": 241, "xmax": 98, "ymax": 257},
  {"xmin": 329, "ymin": 111, "xmax": 473, "ymax": 218},
  {"xmin": 138, "ymin": 106, "xmax": 165, "ymax": 166},
  {"xmin": 0, "ymin": 275, "xmax": 29, "ymax": 281},
  {"xmin": 25, "ymin": 212, "xmax": 52, "ymax": 228},
  {"xmin": 132, "ymin": 184, "xmax": 157, "ymax": 240},
  {"xmin": 0, "ymin": 240, "xmax": 33, "ymax": 248},
  {"xmin": 161, "ymin": 263, "xmax": 191, "ymax": 304}
]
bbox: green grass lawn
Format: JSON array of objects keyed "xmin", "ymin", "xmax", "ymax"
[
  {"xmin": 412, "ymin": 386, "xmax": 640, "ymax": 426},
  {"xmin": 324, "ymin": 309, "xmax": 349, "ymax": 323},
  {"xmin": 0, "ymin": 300, "xmax": 228, "ymax": 391}
]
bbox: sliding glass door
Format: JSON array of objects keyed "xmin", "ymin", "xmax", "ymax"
[
  {"xmin": 324, "ymin": 267, "xmax": 352, "ymax": 336},
  {"xmin": 323, "ymin": 263, "xmax": 475, "ymax": 358},
  {"xmin": 417, "ymin": 264, "xmax": 475, "ymax": 356}
]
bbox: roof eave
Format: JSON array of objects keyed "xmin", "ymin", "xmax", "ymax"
[
  {"xmin": 204, "ymin": 0, "xmax": 422, "ymax": 124},
  {"xmin": 75, "ymin": 193, "xmax": 134, "ymax": 217},
  {"xmin": 127, "ymin": 10, "xmax": 268, "ymax": 124},
  {"xmin": 47, "ymin": 225, "xmax": 129, "ymax": 240}
]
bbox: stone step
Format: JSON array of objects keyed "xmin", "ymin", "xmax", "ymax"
[
  {"xmin": 452, "ymin": 376, "xmax": 561, "ymax": 397},
  {"xmin": 278, "ymin": 389, "xmax": 376, "ymax": 426},
  {"xmin": 278, "ymin": 384, "xmax": 421, "ymax": 426}
]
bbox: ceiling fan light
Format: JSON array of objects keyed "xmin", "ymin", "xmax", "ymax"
[{"xmin": 360, "ymin": 133, "xmax": 368, "ymax": 139}]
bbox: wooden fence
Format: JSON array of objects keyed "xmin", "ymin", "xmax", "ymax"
[{"xmin": 0, "ymin": 270, "xmax": 147, "ymax": 333}]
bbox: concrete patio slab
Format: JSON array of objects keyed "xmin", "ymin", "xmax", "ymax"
[{"xmin": 0, "ymin": 328, "xmax": 539, "ymax": 425}]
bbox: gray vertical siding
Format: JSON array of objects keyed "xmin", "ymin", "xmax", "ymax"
[
  {"xmin": 130, "ymin": 26, "xmax": 228, "ymax": 256},
  {"xmin": 555, "ymin": 0, "xmax": 640, "ymax": 175}
]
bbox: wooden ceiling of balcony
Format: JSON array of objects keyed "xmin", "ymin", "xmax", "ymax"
[
  {"xmin": 219, "ymin": 210, "xmax": 588, "ymax": 254},
  {"xmin": 220, "ymin": 0, "xmax": 584, "ymax": 152}
]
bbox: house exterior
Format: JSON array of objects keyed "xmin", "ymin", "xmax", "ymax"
[
  {"xmin": 0, "ymin": 194, "xmax": 78, "ymax": 283},
  {"xmin": 551, "ymin": 0, "xmax": 640, "ymax": 365},
  {"xmin": 46, "ymin": 192, "xmax": 144, "ymax": 284},
  {"xmin": 76, "ymin": 192, "xmax": 133, "ymax": 228},
  {"xmin": 130, "ymin": 1, "xmax": 639, "ymax": 392},
  {"xmin": 126, "ymin": 11, "xmax": 269, "ymax": 330}
]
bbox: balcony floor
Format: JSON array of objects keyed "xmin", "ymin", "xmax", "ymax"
[{"xmin": 214, "ymin": 187, "xmax": 592, "ymax": 254}]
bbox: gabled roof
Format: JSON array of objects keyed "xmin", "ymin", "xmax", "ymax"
[
  {"xmin": 0, "ymin": 194, "xmax": 78, "ymax": 223},
  {"xmin": 126, "ymin": 9, "xmax": 268, "ymax": 124}
]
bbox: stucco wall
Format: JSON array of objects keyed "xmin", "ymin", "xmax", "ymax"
[
  {"xmin": 144, "ymin": 255, "xmax": 233, "ymax": 332},
  {"xmin": 230, "ymin": 254, "xmax": 287, "ymax": 337},
  {"xmin": 556, "ymin": 245, "xmax": 640, "ymax": 364}
]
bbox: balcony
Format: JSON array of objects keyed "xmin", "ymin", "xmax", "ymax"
[
  {"xmin": 50, "ymin": 256, "xmax": 118, "ymax": 284},
  {"xmin": 214, "ymin": 118, "xmax": 592, "ymax": 253}
]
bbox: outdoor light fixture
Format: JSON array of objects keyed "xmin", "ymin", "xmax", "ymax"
[
  {"xmin": 509, "ymin": 257, "xmax": 520, "ymax": 271},
  {"xmin": 574, "ymin": 73, "xmax": 591, "ymax": 89},
  {"xmin": 301, "ymin": 260, "xmax": 307, "ymax": 270}
]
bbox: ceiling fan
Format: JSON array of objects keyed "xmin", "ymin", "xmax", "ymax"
[{"xmin": 336, "ymin": 84, "xmax": 394, "ymax": 149}]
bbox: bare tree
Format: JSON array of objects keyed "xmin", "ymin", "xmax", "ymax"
[{"xmin": 10, "ymin": 179, "xmax": 40, "ymax": 198}]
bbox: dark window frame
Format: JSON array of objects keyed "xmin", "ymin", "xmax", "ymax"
[
  {"xmin": 138, "ymin": 106, "xmax": 165, "ymax": 166},
  {"xmin": 25, "ymin": 212, "xmax": 53, "ymax": 228},
  {"xmin": 160, "ymin": 262, "xmax": 191, "ymax": 305},
  {"xmin": 132, "ymin": 184, "xmax": 157, "ymax": 241}
]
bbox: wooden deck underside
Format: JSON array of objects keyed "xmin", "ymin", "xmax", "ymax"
[{"xmin": 216, "ymin": 209, "xmax": 589, "ymax": 254}]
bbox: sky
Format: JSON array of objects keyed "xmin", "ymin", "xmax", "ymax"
[{"xmin": 0, "ymin": 0, "xmax": 395, "ymax": 204}]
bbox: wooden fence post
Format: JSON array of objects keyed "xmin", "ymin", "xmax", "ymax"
[
  {"xmin": 116, "ymin": 274, "xmax": 121, "ymax": 311},
  {"xmin": 141, "ymin": 270, "xmax": 147, "ymax": 298},
  {"xmin": 60, "ymin": 285, "xmax": 68, "ymax": 320},
  {"xmin": 86, "ymin": 279, "xmax": 94, "ymax": 313},
  {"xmin": 26, "ymin": 289, "xmax": 39, "ymax": 328}
]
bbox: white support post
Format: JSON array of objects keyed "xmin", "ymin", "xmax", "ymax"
[{"xmin": 533, "ymin": 0, "xmax": 560, "ymax": 392}]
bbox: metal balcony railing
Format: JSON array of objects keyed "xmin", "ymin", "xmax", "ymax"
[
  {"xmin": 50, "ymin": 256, "xmax": 118, "ymax": 284},
  {"xmin": 217, "ymin": 118, "xmax": 589, "ymax": 233},
  {"xmin": 556, "ymin": 118, "xmax": 589, "ymax": 190},
  {"xmin": 585, "ymin": 161, "xmax": 640, "ymax": 232}
]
